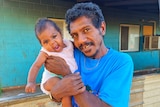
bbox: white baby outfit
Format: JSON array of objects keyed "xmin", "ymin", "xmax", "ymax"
[{"xmin": 40, "ymin": 39, "xmax": 77, "ymax": 95}]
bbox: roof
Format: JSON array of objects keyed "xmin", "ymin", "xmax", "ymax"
[{"xmin": 74, "ymin": 0, "xmax": 159, "ymax": 14}]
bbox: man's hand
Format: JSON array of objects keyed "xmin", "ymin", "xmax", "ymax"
[
  {"xmin": 45, "ymin": 56, "xmax": 71, "ymax": 76},
  {"xmin": 50, "ymin": 72, "xmax": 86, "ymax": 100}
]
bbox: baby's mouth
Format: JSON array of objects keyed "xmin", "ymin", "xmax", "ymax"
[{"xmin": 53, "ymin": 45, "xmax": 60, "ymax": 51}]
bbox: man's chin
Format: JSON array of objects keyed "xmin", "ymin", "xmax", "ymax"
[
  {"xmin": 84, "ymin": 51, "xmax": 98, "ymax": 58},
  {"xmin": 83, "ymin": 52, "xmax": 94, "ymax": 58}
]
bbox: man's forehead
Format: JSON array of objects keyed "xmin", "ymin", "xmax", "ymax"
[{"xmin": 70, "ymin": 17, "xmax": 92, "ymax": 32}]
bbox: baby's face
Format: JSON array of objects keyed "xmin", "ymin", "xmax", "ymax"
[{"xmin": 38, "ymin": 25, "xmax": 65, "ymax": 52}]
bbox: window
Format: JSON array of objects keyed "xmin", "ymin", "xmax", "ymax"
[
  {"xmin": 144, "ymin": 36, "xmax": 160, "ymax": 50},
  {"xmin": 143, "ymin": 25, "xmax": 153, "ymax": 36},
  {"xmin": 49, "ymin": 18, "xmax": 73, "ymax": 41},
  {"xmin": 120, "ymin": 24, "xmax": 140, "ymax": 52}
]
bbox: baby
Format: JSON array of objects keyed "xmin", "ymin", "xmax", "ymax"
[{"xmin": 25, "ymin": 18, "xmax": 77, "ymax": 107}]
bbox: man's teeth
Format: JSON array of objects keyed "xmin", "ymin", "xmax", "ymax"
[{"xmin": 84, "ymin": 44, "xmax": 90, "ymax": 49}]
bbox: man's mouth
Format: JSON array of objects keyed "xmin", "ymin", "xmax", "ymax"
[{"xmin": 79, "ymin": 42, "xmax": 93, "ymax": 51}]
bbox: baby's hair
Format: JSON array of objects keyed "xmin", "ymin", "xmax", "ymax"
[{"xmin": 35, "ymin": 18, "xmax": 62, "ymax": 42}]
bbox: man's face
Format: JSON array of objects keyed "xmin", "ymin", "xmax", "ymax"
[{"xmin": 70, "ymin": 16, "xmax": 106, "ymax": 58}]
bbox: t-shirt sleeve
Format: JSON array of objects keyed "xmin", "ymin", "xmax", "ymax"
[{"xmin": 99, "ymin": 54, "xmax": 134, "ymax": 107}]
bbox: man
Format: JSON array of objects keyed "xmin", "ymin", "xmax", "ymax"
[{"xmin": 45, "ymin": 2, "xmax": 134, "ymax": 107}]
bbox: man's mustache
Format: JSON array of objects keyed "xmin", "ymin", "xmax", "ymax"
[{"xmin": 79, "ymin": 42, "xmax": 94, "ymax": 50}]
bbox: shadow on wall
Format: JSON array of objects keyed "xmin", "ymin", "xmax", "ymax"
[{"xmin": 134, "ymin": 68, "xmax": 160, "ymax": 76}]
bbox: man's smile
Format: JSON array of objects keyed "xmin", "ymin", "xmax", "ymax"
[{"xmin": 79, "ymin": 42, "xmax": 94, "ymax": 52}]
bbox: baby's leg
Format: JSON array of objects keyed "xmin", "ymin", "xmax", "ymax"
[
  {"xmin": 43, "ymin": 77, "xmax": 60, "ymax": 91},
  {"xmin": 43, "ymin": 77, "xmax": 72, "ymax": 107},
  {"xmin": 62, "ymin": 96, "xmax": 72, "ymax": 107}
]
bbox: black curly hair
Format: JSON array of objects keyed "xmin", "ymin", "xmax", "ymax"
[{"xmin": 65, "ymin": 2, "xmax": 105, "ymax": 33}]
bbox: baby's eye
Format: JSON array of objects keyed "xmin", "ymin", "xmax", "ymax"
[
  {"xmin": 43, "ymin": 40, "xmax": 48, "ymax": 44},
  {"xmin": 71, "ymin": 34, "xmax": 78, "ymax": 39},
  {"xmin": 52, "ymin": 35, "xmax": 57, "ymax": 39}
]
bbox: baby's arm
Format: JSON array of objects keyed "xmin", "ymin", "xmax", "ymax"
[{"xmin": 25, "ymin": 51, "xmax": 48, "ymax": 93}]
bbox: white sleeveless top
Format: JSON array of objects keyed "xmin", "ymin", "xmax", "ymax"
[{"xmin": 41, "ymin": 39, "xmax": 77, "ymax": 73}]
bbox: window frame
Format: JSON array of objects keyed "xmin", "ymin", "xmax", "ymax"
[
  {"xmin": 119, "ymin": 24, "xmax": 140, "ymax": 52},
  {"xmin": 48, "ymin": 18, "xmax": 73, "ymax": 41}
]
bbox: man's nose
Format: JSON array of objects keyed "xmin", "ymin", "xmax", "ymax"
[{"xmin": 78, "ymin": 33, "xmax": 87, "ymax": 44}]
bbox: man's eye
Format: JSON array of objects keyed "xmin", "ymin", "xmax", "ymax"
[{"xmin": 84, "ymin": 28, "xmax": 89, "ymax": 33}]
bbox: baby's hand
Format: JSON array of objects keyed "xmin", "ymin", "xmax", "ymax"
[{"xmin": 25, "ymin": 82, "xmax": 36, "ymax": 93}]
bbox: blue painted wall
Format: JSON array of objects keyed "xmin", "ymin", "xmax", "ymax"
[
  {"xmin": 0, "ymin": 0, "xmax": 159, "ymax": 88},
  {"xmin": 103, "ymin": 8, "xmax": 160, "ymax": 70},
  {"xmin": 0, "ymin": 0, "xmax": 74, "ymax": 88}
]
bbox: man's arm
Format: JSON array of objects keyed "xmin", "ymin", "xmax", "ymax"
[
  {"xmin": 45, "ymin": 56, "xmax": 71, "ymax": 76},
  {"xmin": 50, "ymin": 72, "xmax": 86, "ymax": 101},
  {"xmin": 74, "ymin": 91, "xmax": 111, "ymax": 107},
  {"xmin": 45, "ymin": 56, "xmax": 85, "ymax": 101}
]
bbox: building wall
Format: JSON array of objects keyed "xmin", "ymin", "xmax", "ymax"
[
  {"xmin": 0, "ymin": 0, "xmax": 159, "ymax": 87},
  {"xmin": 102, "ymin": 7, "xmax": 160, "ymax": 70},
  {"xmin": 0, "ymin": 0, "xmax": 75, "ymax": 88},
  {"xmin": 130, "ymin": 73, "xmax": 160, "ymax": 107}
]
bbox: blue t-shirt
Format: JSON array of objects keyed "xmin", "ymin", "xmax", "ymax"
[{"xmin": 72, "ymin": 48, "xmax": 134, "ymax": 107}]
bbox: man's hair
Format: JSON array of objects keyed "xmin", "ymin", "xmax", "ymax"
[
  {"xmin": 35, "ymin": 18, "xmax": 62, "ymax": 42},
  {"xmin": 65, "ymin": 2, "xmax": 105, "ymax": 33}
]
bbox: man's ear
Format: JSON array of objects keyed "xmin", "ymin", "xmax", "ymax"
[{"xmin": 100, "ymin": 21, "xmax": 106, "ymax": 36}]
